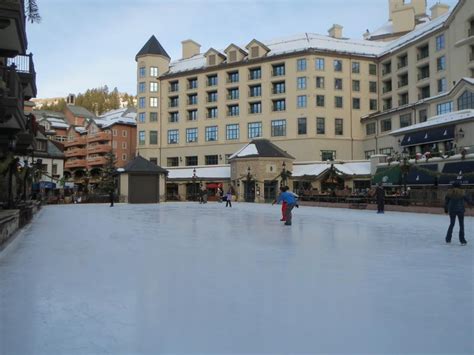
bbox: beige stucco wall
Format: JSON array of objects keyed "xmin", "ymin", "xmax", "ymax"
[{"xmin": 119, "ymin": 173, "xmax": 129, "ymax": 202}]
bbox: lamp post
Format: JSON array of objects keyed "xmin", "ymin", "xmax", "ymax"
[
  {"xmin": 400, "ymin": 148, "xmax": 410, "ymax": 195},
  {"xmin": 246, "ymin": 166, "xmax": 252, "ymax": 202},
  {"xmin": 281, "ymin": 161, "xmax": 287, "ymax": 187},
  {"xmin": 192, "ymin": 168, "xmax": 197, "ymax": 201}
]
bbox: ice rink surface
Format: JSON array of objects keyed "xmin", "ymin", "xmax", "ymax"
[{"xmin": 1, "ymin": 202, "xmax": 473, "ymax": 354}]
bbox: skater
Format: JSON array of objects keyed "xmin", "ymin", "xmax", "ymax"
[
  {"xmin": 109, "ymin": 190, "xmax": 114, "ymax": 207},
  {"xmin": 216, "ymin": 187, "xmax": 223, "ymax": 202},
  {"xmin": 275, "ymin": 186, "xmax": 287, "ymax": 221},
  {"xmin": 273, "ymin": 187, "xmax": 297, "ymax": 225},
  {"xmin": 225, "ymin": 189, "xmax": 232, "ymax": 207},
  {"xmin": 375, "ymin": 183, "xmax": 385, "ymax": 214},
  {"xmin": 444, "ymin": 181, "xmax": 472, "ymax": 245}
]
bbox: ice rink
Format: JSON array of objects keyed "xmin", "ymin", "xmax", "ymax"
[{"xmin": 1, "ymin": 202, "xmax": 473, "ymax": 354}]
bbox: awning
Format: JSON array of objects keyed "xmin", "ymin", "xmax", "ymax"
[
  {"xmin": 206, "ymin": 183, "xmax": 221, "ymax": 189},
  {"xmin": 400, "ymin": 125, "xmax": 454, "ymax": 147},
  {"xmin": 372, "ymin": 165, "xmax": 402, "ymax": 186},
  {"xmin": 406, "ymin": 164, "xmax": 438, "ymax": 185},
  {"xmin": 439, "ymin": 161, "xmax": 474, "ymax": 185}
]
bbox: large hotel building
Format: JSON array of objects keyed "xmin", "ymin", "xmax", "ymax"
[{"xmin": 132, "ymin": 0, "xmax": 473, "ymax": 201}]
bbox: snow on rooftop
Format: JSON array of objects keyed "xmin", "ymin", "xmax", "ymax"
[
  {"xmin": 166, "ymin": 166, "xmax": 230, "ymax": 179},
  {"xmin": 229, "ymin": 144, "xmax": 259, "ymax": 159},
  {"xmin": 392, "ymin": 109, "xmax": 474, "ymax": 135},
  {"xmin": 292, "ymin": 161, "xmax": 370, "ymax": 177},
  {"xmin": 334, "ymin": 162, "xmax": 371, "ymax": 176}
]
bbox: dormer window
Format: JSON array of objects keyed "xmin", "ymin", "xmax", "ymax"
[
  {"xmin": 229, "ymin": 50, "xmax": 237, "ymax": 62},
  {"xmin": 251, "ymin": 46, "xmax": 259, "ymax": 58},
  {"xmin": 208, "ymin": 54, "xmax": 216, "ymax": 66}
]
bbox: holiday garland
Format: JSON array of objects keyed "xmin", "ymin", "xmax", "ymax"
[{"xmin": 372, "ymin": 161, "xmax": 474, "ymax": 180}]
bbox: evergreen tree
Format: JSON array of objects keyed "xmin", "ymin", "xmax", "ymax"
[
  {"xmin": 98, "ymin": 151, "xmax": 117, "ymax": 194},
  {"xmin": 26, "ymin": 0, "xmax": 41, "ymax": 23}
]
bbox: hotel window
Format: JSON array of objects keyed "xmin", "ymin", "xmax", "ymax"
[
  {"xmin": 369, "ymin": 81, "xmax": 377, "ymax": 93},
  {"xmin": 167, "ymin": 157, "xmax": 179, "ymax": 167},
  {"xmin": 226, "ymin": 124, "xmax": 239, "ymax": 140},
  {"xmin": 365, "ymin": 150, "xmax": 376, "ymax": 159},
  {"xmin": 112, "ymin": 141, "xmax": 117, "ymax": 149},
  {"xmin": 170, "ymin": 80, "xmax": 179, "ymax": 92},
  {"xmin": 335, "ymin": 118, "xmax": 343, "ymax": 135},
  {"xmin": 186, "ymin": 156, "xmax": 198, "ymax": 166},
  {"xmin": 150, "ymin": 112, "xmax": 158, "ymax": 122},
  {"xmin": 334, "ymin": 78, "xmax": 343, "ymax": 90},
  {"xmin": 369, "ymin": 63, "xmax": 377, "ymax": 75},
  {"xmin": 352, "ymin": 62, "xmax": 360, "ymax": 74},
  {"xmin": 437, "ymin": 56, "xmax": 446, "ymax": 71},
  {"xmin": 122, "ymin": 130, "xmax": 127, "ymax": 137},
  {"xmin": 316, "ymin": 76, "xmax": 325, "ymax": 89},
  {"xmin": 188, "ymin": 93, "xmax": 198, "ymax": 105},
  {"xmin": 333, "ymin": 59, "xmax": 342, "ymax": 72},
  {"xmin": 271, "ymin": 119, "xmax": 286, "ymax": 137},
  {"xmin": 207, "ymin": 91, "xmax": 218, "ymax": 102},
  {"xmin": 139, "ymin": 66, "xmax": 146, "ymax": 77},
  {"xmin": 150, "ymin": 82, "xmax": 158, "ymax": 92},
  {"xmin": 249, "ymin": 85, "xmax": 261, "ymax": 97},
  {"xmin": 316, "ymin": 95, "xmax": 325, "ymax": 107},
  {"xmin": 227, "ymin": 88, "xmax": 239, "ymax": 100},
  {"xmin": 316, "ymin": 117, "xmax": 325, "ymax": 134},
  {"xmin": 139, "ymin": 97, "xmax": 145, "ymax": 109},
  {"xmin": 272, "ymin": 63, "xmax": 285, "ymax": 76},
  {"xmin": 149, "ymin": 130, "xmax": 158, "ymax": 145},
  {"xmin": 315, "ymin": 58, "xmax": 325, "ymax": 70},
  {"xmin": 227, "ymin": 104, "xmax": 239, "ymax": 116},
  {"xmin": 379, "ymin": 147, "xmax": 393, "ymax": 156},
  {"xmin": 419, "ymin": 109, "xmax": 428, "ymax": 123},
  {"xmin": 186, "ymin": 128, "xmax": 198, "ymax": 143},
  {"xmin": 205, "ymin": 126, "xmax": 218, "ymax": 141},
  {"xmin": 169, "ymin": 96, "xmax": 179, "ymax": 107},
  {"xmin": 272, "ymin": 99, "xmax": 286, "ymax": 111},
  {"xmin": 122, "ymin": 142, "xmax": 127, "ymax": 149},
  {"xmin": 437, "ymin": 101, "xmax": 453, "ymax": 115},
  {"xmin": 457, "ymin": 90, "xmax": 474, "ymax": 110},
  {"xmin": 297, "ymin": 95, "xmax": 307, "ymax": 108},
  {"xmin": 207, "ymin": 74, "xmax": 218, "ymax": 86},
  {"xmin": 298, "ymin": 117, "xmax": 307, "ymax": 135},
  {"xmin": 273, "ymin": 81, "xmax": 285, "ymax": 94},
  {"xmin": 249, "ymin": 67, "xmax": 262, "ymax": 80},
  {"xmin": 438, "ymin": 78, "xmax": 447, "ymax": 93},
  {"xmin": 248, "ymin": 122, "xmax": 262, "ymax": 138},
  {"xmin": 52, "ymin": 164, "xmax": 58, "ymax": 175},
  {"xmin": 297, "ymin": 77, "xmax": 307, "ymax": 90},
  {"xmin": 366, "ymin": 122, "xmax": 376, "ymax": 135},
  {"xmin": 321, "ymin": 150, "xmax": 335, "ymax": 161},
  {"xmin": 150, "ymin": 97, "xmax": 158, "ymax": 107},
  {"xmin": 205, "ymin": 155, "xmax": 218, "ymax": 165},
  {"xmin": 249, "ymin": 102, "xmax": 262, "ymax": 114},
  {"xmin": 138, "ymin": 130, "xmax": 145, "ymax": 145},
  {"xmin": 112, "ymin": 129, "xmax": 118, "ymax": 137},
  {"xmin": 138, "ymin": 82, "xmax": 146, "ymax": 93},
  {"xmin": 436, "ymin": 34, "xmax": 445, "ymax": 51},
  {"xmin": 187, "ymin": 109, "xmax": 198, "ymax": 121},
  {"xmin": 297, "ymin": 58, "xmax": 307, "ymax": 71},
  {"xmin": 207, "ymin": 107, "xmax": 218, "ymax": 118},
  {"xmin": 168, "ymin": 129, "xmax": 179, "ymax": 144},
  {"xmin": 122, "ymin": 154, "xmax": 127, "ymax": 161},
  {"xmin": 380, "ymin": 118, "xmax": 392, "ymax": 132},
  {"xmin": 353, "ymin": 98, "xmax": 360, "ymax": 110},
  {"xmin": 399, "ymin": 113, "xmax": 412, "ymax": 128},
  {"xmin": 335, "ymin": 96, "xmax": 343, "ymax": 108},
  {"xmin": 138, "ymin": 112, "xmax": 145, "ymax": 123},
  {"xmin": 370, "ymin": 99, "xmax": 378, "ymax": 111},
  {"xmin": 150, "ymin": 67, "xmax": 159, "ymax": 77},
  {"xmin": 352, "ymin": 80, "xmax": 360, "ymax": 92},
  {"xmin": 228, "ymin": 71, "xmax": 239, "ymax": 83},
  {"xmin": 169, "ymin": 112, "xmax": 179, "ymax": 123},
  {"xmin": 188, "ymin": 78, "xmax": 198, "ymax": 89}
]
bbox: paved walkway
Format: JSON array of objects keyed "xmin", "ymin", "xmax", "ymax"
[{"xmin": 1, "ymin": 203, "xmax": 472, "ymax": 354}]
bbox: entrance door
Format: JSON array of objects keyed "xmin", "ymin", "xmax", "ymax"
[
  {"xmin": 129, "ymin": 175, "xmax": 159, "ymax": 203},
  {"xmin": 264, "ymin": 180, "xmax": 278, "ymax": 203},
  {"xmin": 243, "ymin": 180, "xmax": 255, "ymax": 202}
]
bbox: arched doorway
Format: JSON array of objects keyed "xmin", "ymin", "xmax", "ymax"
[{"xmin": 243, "ymin": 180, "xmax": 255, "ymax": 202}]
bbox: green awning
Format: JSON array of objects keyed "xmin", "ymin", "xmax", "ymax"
[{"xmin": 372, "ymin": 166, "xmax": 402, "ymax": 186}]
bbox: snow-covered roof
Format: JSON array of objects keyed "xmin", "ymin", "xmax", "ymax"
[
  {"xmin": 334, "ymin": 162, "xmax": 371, "ymax": 176},
  {"xmin": 292, "ymin": 161, "xmax": 370, "ymax": 177},
  {"xmin": 392, "ymin": 109, "xmax": 474, "ymax": 135},
  {"xmin": 368, "ymin": 16, "xmax": 430, "ymax": 39},
  {"xmin": 74, "ymin": 127, "xmax": 86, "ymax": 134},
  {"xmin": 94, "ymin": 108, "xmax": 137, "ymax": 128},
  {"xmin": 166, "ymin": 166, "xmax": 231, "ymax": 179},
  {"xmin": 229, "ymin": 144, "xmax": 259, "ymax": 159}
]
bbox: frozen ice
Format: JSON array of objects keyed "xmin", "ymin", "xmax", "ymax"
[{"xmin": 0, "ymin": 203, "xmax": 473, "ymax": 354}]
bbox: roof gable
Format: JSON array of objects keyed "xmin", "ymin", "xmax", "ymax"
[
  {"xmin": 135, "ymin": 35, "xmax": 170, "ymax": 61},
  {"xmin": 229, "ymin": 139, "xmax": 295, "ymax": 160},
  {"xmin": 123, "ymin": 155, "xmax": 168, "ymax": 174}
]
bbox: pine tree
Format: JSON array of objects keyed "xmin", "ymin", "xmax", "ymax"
[{"xmin": 98, "ymin": 151, "xmax": 117, "ymax": 194}]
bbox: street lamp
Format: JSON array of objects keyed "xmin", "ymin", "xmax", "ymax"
[
  {"xmin": 281, "ymin": 161, "xmax": 287, "ymax": 186},
  {"xmin": 192, "ymin": 168, "xmax": 197, "ymax": 201},
  {"xmin": 400, "ymin": 148, "xmax": 410, "ymax": 194}
]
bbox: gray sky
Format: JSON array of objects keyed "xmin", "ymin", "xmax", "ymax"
[{"xmin": 27, "ymin": 0, "xmax": 459, "ymax": 99}]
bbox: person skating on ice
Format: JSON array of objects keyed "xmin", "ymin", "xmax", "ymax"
[
  {"xmin": 444, "ymin": 181, "xmax": 473, "ymax": 245},
  {"xmin": 273, "ymin": 186, "xmax": 297, "ymax": 226},
  {"xmin": 375, "ymin": 182, "xmax": 385, "ymax": 214}
]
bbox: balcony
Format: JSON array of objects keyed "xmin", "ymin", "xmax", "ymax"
[
  {"xmin": 87, "ymin": 131, "xmax": 110, "ymax": 143},
  {"xmin": 417, "ymin": 72, "xmax": 430, "ymax": 81},
  {"xmin": 0, "ymin": 0, "xmax": 27, "ymax": 57},
  {"xmin": 0, "ymin": 64, "xmax": 24, "ymax": 133},
  {"xmin": 382, "ymin": 68, "xmax": 391, "ymax": 76},
  {"xmin": 168, "ymin": 86, "xmax": 179, "ymax": 93},
  {"xmin": 382, "ymin": 87, "xmax": 392, "ymax": 94},
  {"xmin": 248, "ymin": 73, "xmax": 261, "ymax": 81},
  {"xmin": 87, "ymin": 156, "xmax": 107, "ymax": 167},
  {"xmin": 248, "ymin": 108, "xmax": 261, "ymax": 114},
  {"xmin": 187, "ymin": 99, "xmax": 198, "ymax": 106},
  {"xmin": 65, "ymin": 148, "xmax": 87, "ymax": 158},
  {"xmin": 168, "ymin": 101, "xmax": 179, "ymax": 108},
  {"xmin": 206, "ymin": 97, "xmax": 217, "ymax": 103},
  {"xmin": 7, "ymin": 54, "xmax": 37, "ymax": 99},
  {"xmin": 187, "ymin": 83, "xmax": 198, "ymax": 90},
  {"xmin": 398, "ymin": 80, "xmax": 408, "ymax": 88},
  {"xmin": 64, "ymin": 137, "xmax": 87, "ymax": 148},
  {"xmin": 227, "ymin": 94, "xmax": 239, "ymax": 100},
  {"xmin": 397, "ymin": 61, "xmax": 408, "ymax": 70},
  {"xmin": 272, "ymin": 89, "xmax": 286, "ymax": 95},
  {"xmin": 87, "ymin": 144, "xmax": 111, "ymax": 154},
  {"xmin": 65, "ymin": 159, "xmax": 87, "ymax": 169},
  {"xmin": 383, "ymin": 103, "xmax": 392, "ymax": 111}
]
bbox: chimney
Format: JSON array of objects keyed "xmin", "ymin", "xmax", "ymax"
[
  {"xmin": 430, "ymin": 3, "xmax": 449, "ymax": 19},
  {"xmin": 181, "ymin": 39, "xmax": 201, "ymax": 60},
  {"xmin": 67, "ymin": 93, "xmax": 75, "ymax": 105},
  {"xmin": 328, "ymin": 24, "xmax": 343, "ymax": 39}
]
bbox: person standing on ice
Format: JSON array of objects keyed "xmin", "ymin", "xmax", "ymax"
[
  {"xmin": 375, "ymin": 183, "xmax": 385, "ymax": 214},
  {"xmin": 273, "ymin": 187, "xmax": 297, "ymax": 226},
  {"xmin": 225, "ymin": 189, "xmax": 232, "ymax": 207},
  {"xmin": 444, "ymin": 181, "xmax": 472, "ymax": 245}
]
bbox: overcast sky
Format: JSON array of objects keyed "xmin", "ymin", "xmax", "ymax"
[{"xmin": 27, "ymin": 0, "xmax": 459, "ymax": 99}]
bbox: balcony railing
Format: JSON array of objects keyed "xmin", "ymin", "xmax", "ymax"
[
  {"xmin": 272, "ymin": 89, "xmax": 286, "ymax": 95},
  {"xmin": 383, "ymin": 103, "xmax": 392, "ymax": 111},
  {"xmin": 398, "ymin": 61, "xmax": 408, "ymax": 69},
  {"xmin": 64, "ymin": 159, "xmax": 87, "ymax": 169},
  {"xmin": 382, "ymin": 87, "xmax": 392, "ymax": 94},
  {"xmin": 65, "ymin": 148, "xmax": 87, "ymax": 158},
  {"xmin": 206, "ymin": 97, "xmax": 217, "ymax": 103},
  {"xmin": 417, "ymin": 52, "xmax": 429, "ymax": 61},
  {"xmin": 398, "ymin": 80, "xmax": 408, "ymax": 88},
  {"xmin": 417, "ymin": 72, "xmax": 430, "ymax": 81},
  {"xmin": 168, "ymin": 102, "xmax": 179, "ymax": 108},
  {"xmin": 7, "ymin": 53, "xmax": 35, "ymax": 74},
  {"xmin": 87, "ymin": 144, "xmax": 111, "ymax": 154},
  {"xmin": 87, "ymin": 156, "xmax": 107, "ymax": 166},
  {"xmin": 87, "ymin": 131, "xmax": 110, "ymax": 143},
  {"xmin": 168, "ymin": 86, "xmax": 179, "ymax": 92},
  {"xmin": 248, "ymin": 73, "xmax": 262, "ymax": 80},
  {"xmin": 226, "ymin": 77, "xmax": 239, "ymax": 84},
  {"xmin": 248, "ymin": 108, "xmax": 262, "ymax": 114},
  {"xmin": 64, "ymin": 137, "xmax": 87, "ymax": 147},
  {"xmin": 382, "ymin": 68, "xmax": 391, "ymax": 76},
  {"xmin": 227, "ymin": 94, "xmax": 239, "ymax": 100}
]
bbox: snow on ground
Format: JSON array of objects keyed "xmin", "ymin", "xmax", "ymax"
[{"xmin": 0, "ymin": 203, "xmax": 473, "ymax": 354}]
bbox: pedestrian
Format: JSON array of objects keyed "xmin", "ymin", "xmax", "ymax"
[
  {"xmin": 444, "ymin": 181, "xmax": 472, "ymax": 245},
  {"xmin": 375, "ymin": 183, "xmax": 385, "ymax": 214},
  {"xmin": 225, "ymin": 189, "xmax": 232, "ymax": 207},
  {"xmin": 274, "ymin": 186, "xmax": 287, "ymax": 221},
  {"xmin": 109, "ymin": 190, "xmax": 114, "ymax": 207},
  {"xmin": 273, "ymin": 187, "xmax": 297, "ymax": 226},
  {"xmin": 216, "ymin": 187, "xmax": 223, "ymax": 203}
]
